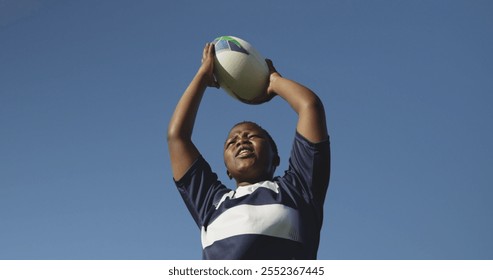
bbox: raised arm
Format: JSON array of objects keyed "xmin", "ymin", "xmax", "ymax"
[
  {"xmin": 167, "ymin": 43, "xmax": 218, "ymax": 180},
  {"xmin": 266, "ymin": 60, "xmax": 328, "ymax": 143}
]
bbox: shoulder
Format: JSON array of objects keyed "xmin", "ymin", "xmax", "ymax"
[
  {"xmin": 278, "ymin": 132, "xmax": 330, "ymax": 204},
  {"xmin": 174, "ymin": 155, "xmax": 214, "ymax": 185},
  {"xmin": 294, "ymin": 131, "xmax": 330, "ymax": 152}
]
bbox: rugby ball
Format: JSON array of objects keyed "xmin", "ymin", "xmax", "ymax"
[{"xmin": 213, "ymin": 36, "xmax": 269, "ymax": 104}]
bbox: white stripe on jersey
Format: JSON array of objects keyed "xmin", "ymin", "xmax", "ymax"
[
  {"xmin": 214, "ymin": 180, "xmax": 280, "ymax": 209},
  {"xmin": 201, "ymin": 203, "xmax": 300, "ymax": 248}
]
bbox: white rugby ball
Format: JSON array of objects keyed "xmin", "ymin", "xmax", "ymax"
[{"xmin": 213, "ymin": 36, "xmax": 269, "ymax": 104}]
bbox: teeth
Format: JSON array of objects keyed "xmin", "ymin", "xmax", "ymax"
[{"xmin": 237, "ymin": 147, "xmax": 253, "ymax": 157}]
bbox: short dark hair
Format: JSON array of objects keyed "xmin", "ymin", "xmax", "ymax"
[{"xmin": 230, "ymin": 121, "xmax": 279, "ymax": 159}]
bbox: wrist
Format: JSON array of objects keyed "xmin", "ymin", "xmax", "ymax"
[
  {"xmin": 268, "ymin": 73, "xmax": 282, "ymax": 93},
  {"xmin": 269, "ymin": 72, "xmax": 281, "ymax": 83},
  {"xmin": 194, "ymin": 69, "xmax": 210, "ymax": 84}
]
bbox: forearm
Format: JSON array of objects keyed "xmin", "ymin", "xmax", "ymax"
[
  {"xmin": 168, "ymin": 43, "xmax": 217, "ymax": 180},
  {"xmin": 270, "ymin": 75, "xmax": 317, "ymax": 112},
  {"xmin": 167, "ymin": 70, "xmax": 209, "ymax": 180},
  {"xmin": 270, "ymin": 75, "xmax": 328, "ymax": 142},
  {"xmin": 167, "ymin": 71, "xmax": 208, "ymax": 140}
]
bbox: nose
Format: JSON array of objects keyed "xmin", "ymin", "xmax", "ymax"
[{"xmin": 236, "ymin": 135, "xmax": 250, "ymax": 146}]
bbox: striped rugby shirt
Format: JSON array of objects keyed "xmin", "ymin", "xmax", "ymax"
[{"xmin": 175, "ymin": 132, "xmax": 330, "ymax": 259}]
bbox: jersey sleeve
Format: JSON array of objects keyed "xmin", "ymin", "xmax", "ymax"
[
  {"xmin": 174, "ymin": 155, "xmax": 229, "ymax": 228},
  {"xmin": 284, "ymin": 132, "xmax": 331, "ymax": 209}
]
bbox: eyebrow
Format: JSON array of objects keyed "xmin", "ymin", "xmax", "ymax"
[
  {"xmin": 224, "ymin": 135, "xmax": 238, "ymax": 146},
  {"xmin": 225, "ymin": 129, "xmax": 266, "ymax": 143}
]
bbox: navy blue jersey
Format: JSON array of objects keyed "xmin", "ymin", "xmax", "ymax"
[{"xmin": 175, "ymin": 132, "xmax": 330, "ymax": 259}]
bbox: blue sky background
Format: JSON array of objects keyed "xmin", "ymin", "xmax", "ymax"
[{"xmin": 1, "ymin": 0, "xmax": 492, "ymax": 260}]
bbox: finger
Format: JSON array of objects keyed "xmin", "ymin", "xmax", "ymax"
[
  {"xmin": 265, "ymin": 59, "xmax": 276, "ymax": 72},
  {"xmin": 202, "ymin": 43, "xmax": 210, "ymax": 60},
  {"xmin": 206, "ymin": 43, "xmax": 215, "ymax": 57},
  {"xmin": 212, "ymin": 73, "xmax": 220, "ymax": 88}
]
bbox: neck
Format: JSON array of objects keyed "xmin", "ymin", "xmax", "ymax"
[{"xmin": 235, "ymin": 175, "xmax": 272, "ymax": 187}]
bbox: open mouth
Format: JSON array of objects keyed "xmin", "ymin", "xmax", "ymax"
[{"xmin": 236, "ymin": 146, "xmax": 254, "ymax": 158}]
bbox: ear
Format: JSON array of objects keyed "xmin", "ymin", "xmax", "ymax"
[{"xmin": 273, "ymin": 155, "xmax": 280, "ymax": 167}]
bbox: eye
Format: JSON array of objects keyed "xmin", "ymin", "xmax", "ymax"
[{"xmin": 226, "ymin": 137, "xmax": 237, "ymax": 148}]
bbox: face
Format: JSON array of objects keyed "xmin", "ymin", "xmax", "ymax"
[{"xmin": 224, "ymin": 123, "xmax": 279, "ymax": 186}]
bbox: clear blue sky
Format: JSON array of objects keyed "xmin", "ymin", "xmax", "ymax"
[{"xmin": 1, "ymin": 0, "xmax": 492, "ymax": 260}]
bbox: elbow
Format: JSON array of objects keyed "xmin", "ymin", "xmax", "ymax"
[
  {"xmin": 167, "ymin": 123, "xmax": 186, "ymax": 143},
  {"xmin": 300, "ymin": 94, "xmax": 325, "ymax": 115},
  {"xmin": 167, "ymin": 121, "xmax": 195, "ymax": 146}
]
